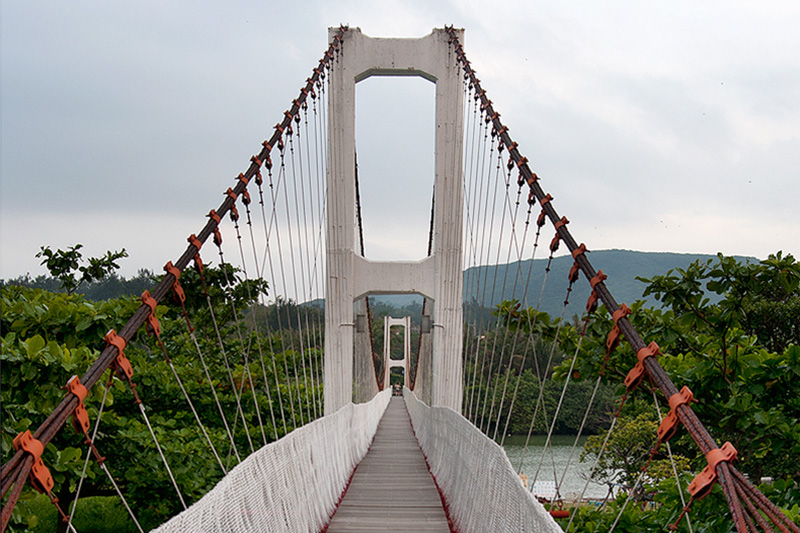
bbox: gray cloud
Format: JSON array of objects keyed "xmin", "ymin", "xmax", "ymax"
[{"xmin": 2, "ymin": 1, "xmax": 798, "ymax": 279}]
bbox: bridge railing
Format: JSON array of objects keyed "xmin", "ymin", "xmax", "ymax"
[
  {"xmin": 152, "ymin": 388, "xmax": 391, "ymax": 533},
  {"xmin": 404, "ymin": 387, "xmax": 561, "ymax": 533}
]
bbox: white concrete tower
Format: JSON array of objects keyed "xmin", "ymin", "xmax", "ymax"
[{"xmin": 324, "ymin": 27, "xmax": 464, "ymax": 414}]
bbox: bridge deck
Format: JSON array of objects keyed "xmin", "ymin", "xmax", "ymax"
[{"xmin": 325, "ymin": 396, "xmax": 450, "ymax": 532}]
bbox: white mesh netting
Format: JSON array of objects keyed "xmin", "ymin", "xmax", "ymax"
[
  {"xmin": 153, "ymin": 389, "xmax": 391, "ymax": 533},
  {"xmin": 404, "ymin": 388, "xmax": 563, "ymax": 533}
]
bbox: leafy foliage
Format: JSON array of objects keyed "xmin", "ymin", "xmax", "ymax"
[
  {"xmin": 35, "ymin": 245, "xmax": 128, "ymax": 295},
  {"xmin": 580, "ymin": 405, "xmax": 690, "ymax": 501},
  {"xmin": 499, "ymin": 252, "xmax": 800, "ymax": 530},
  {"xmin": 637, "ymin": 252, "xmax": 800, "ymax": 480},
  {"xmin": 2, "ymin": 261, "xmax": 319, "ymax": 532}
]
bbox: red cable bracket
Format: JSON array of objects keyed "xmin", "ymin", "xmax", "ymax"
[
  {"xmin": 104, "ymin": 329, "xmax": 133, "ymax": 381},
  {"xmin": 550, "ymin": 216, "xmax": 569, "ymax": 252},
  {"xmin": 536, "ymin": 193, "xmax": 553, "ymax": 221},
  {"xmin": 65, "ymin": 375, "xmax": 90, "ymax": 436},
  {"xmin": 64, "ymin": 376, "xmax": 106, "ymax": 465},
  {"xmin": 12, "ymin": 431, "xmax": 54, "ymax": 494},
  {"xmin": 506, "ymin": 153, "xmax": 516, "ymax": 170},
  {"xmin": 141, "ymin": 290, "xmax": 161, "ymax": 337},
  {"xmin": 187, "ymin": 234, "xmax": 204, "ymax": 273},
  {"xmin": 225, "ymin": 188, "xmax": 239, "ymax": 221},
  {"xmin": 657, "ymin": 386, "xmax": 694, "ymax": 443},
  {"xmin": 586, "ymin": 270, "xmax": 607, "ymax": 314},
  {"xmin": 568, "ymin": 244, "xmax": 588, "ymax": 283},
  {"xmin": 688, "ymin": 442, "xmax": 738, "ymax": 500},
  {"xmin": 186, "ymin": 233, "xmax": 205, "ymax": 273},
  {"xmin": 606, "ymin": 303, "xmax": 632, "ymax": 354},
  {"xmin": 517, "ymin": 169, "xmax": 536, "ymax": 187},
  {"xmin": 187, "ymin": 233, "xmax": 202, "ymax": 252},
  {"xmin": 250, "ymin": 156, "xmax": 263, "ymax": 185},
  {"xmin": 207, "ymin": 210, "xmax": 223, "ymax": 246},
  {"xmin": 105, "ymin": 329, "xmax": 141, "ymax": 405},
  {"xmin": 164, "ymin": 261, "xmax": 186, "ymax": 304},
  {"xmin": 624, "ymin": 341, "xmax": 660, "ymax": 390}
]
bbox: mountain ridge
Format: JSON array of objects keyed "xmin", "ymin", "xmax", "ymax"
[{"xmin": 461, "ymin": 249, "xmax": 756, "ymax": 317}]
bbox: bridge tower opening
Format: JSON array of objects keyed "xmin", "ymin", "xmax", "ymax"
[
  {"xmin": 355, "ymin": 76, "xmax": 434, "ymax": 262},
  {"xmin": 383, "ymin": 316, "xmax": 411, "ymax": 389},
  {"xmin": 325, "ymin": 28, "xmax": 465, "ymax": 413}
]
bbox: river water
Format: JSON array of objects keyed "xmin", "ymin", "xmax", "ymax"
[{"xmin": 501, "ymin": 434, "xmax": 610, "ymax": 501}]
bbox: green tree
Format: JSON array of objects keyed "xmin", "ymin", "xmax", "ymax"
[
  {"xmin": 35, "ymin": 245, "xmax": 128, "ymax": 295},
  {"xmin": 2, "ymin": 286, "xmax": 142, "ymax": 532},
  {"xmin": 580, "ymin": 406, "xmax": 690, "ymax": 502},
  {"xmin": 499, "ymin": 252, "xmax": 800, "ymax": 530},
  {"xmin": 637, "ymin": 252, "xmax": 800, "ymax": 480},
  {"xmin": 2, "ymin": 259, "xmax": 317, "ymax": 532}
]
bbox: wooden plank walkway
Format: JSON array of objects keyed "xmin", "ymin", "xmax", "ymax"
[{"xmin": 325, "ymin": 396, "xmax": 451, "ymax": 532}]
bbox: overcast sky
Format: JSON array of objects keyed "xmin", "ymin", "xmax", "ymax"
[{"xmin": 2, "ymin": 1, "xmax": 798, "ymax": 279}]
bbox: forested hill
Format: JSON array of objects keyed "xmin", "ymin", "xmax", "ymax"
[
  {"xmin": 3, "ymin": 250, "xmax": 756, "ymax": 314},
  {"xmin": 463, "ymin": 249, "xmax": 755, "ymax": 317}
]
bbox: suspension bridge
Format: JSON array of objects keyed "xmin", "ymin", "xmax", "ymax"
[{"xmin": 2, "ymin": 27, "xmax": 797, "ymax": 533}]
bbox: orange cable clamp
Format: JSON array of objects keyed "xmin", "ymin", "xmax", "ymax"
[
  {"xmin": 657, "ymin": 386, "xmax": 694, "ymax": 443},
  {"xmin": 207, "ymin": 210, "xmax": 223, "ymax": 246},
  {"xmin": 141, "ymin": 290, "xmax": 161, "ymax": 337},
  {"xmin": 104, "ymin": 329, "xmax": 133, "ymax": 381},
  {"xmin": 624, "ymin": 341, "xmax": 660, "ymax": 390},
  {"xmin": 164, "ymin": 261, "xmax": 186, "ymax": 304},
  {"xmin": 688, "ymin": 442, "xmax": 737, "ymax": 500},
  {"xmin": 568, "ymin": 244, "xmax": 588, "ymax": 283},
  {"xmin": 187, "ymin": 234, "xmax": 204, "ymax": 273},
  {"xmin": 606, "ymin": 303, "xmax": 632, "ymax": 354},
  {"xmin": 586, "ymin": 270, "xmax": 607, "ymax": 314},
  {"xmin": 65, "ymin": 375, "xmax": 90, "ymax": 436},
  {"xmin": 12, "ymin": 431, "xmax": 54, "ymax": 494}
]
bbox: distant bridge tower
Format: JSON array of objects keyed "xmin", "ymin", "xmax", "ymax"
[
  {"xmin": 383, "ymin": 316, "xmax": 411, "ymax": 389},
  {"xmin": 324, "ymin": 27, "xmax": 465, "ymax": 414}
]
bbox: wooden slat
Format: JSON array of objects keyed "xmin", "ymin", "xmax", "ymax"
[{"xmin": 325, "ymin": 397, "xmax": 450, "ymax": 532}]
